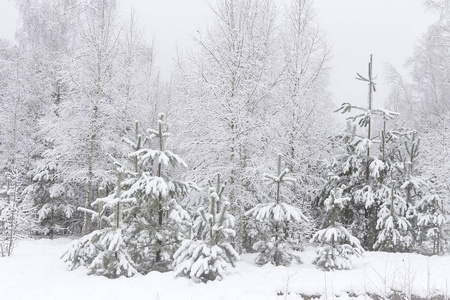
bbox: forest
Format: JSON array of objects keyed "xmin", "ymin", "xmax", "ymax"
[{"xmin": 0, "ymin": 0, "xmax": 449, "ymax": 297}]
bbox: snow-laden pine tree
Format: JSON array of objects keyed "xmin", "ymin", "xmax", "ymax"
[
  {"xmin": 246, "ymin": 154, "xmax": 308, "ymax": 266},
  {"xmin": 62, "ymin": 114, "xmax": 197, "ymax": 276},
  {"xmin": 62, "ymin": 170, "xmax": 138, "ymax": 278},
  {"xmin": 315, "ymin": 117, "xmax": 395, "ymax": 250},
  {"xmin": 310, "ymin": 177, "xmax": 364, "ymax": 271},
  {"xmin": 25, "ymin": 160, "xmax": 77, "ymax": 237},
  {"xmin": 397, "ymin": 132, "xmax": 425, "ymax": 209},
  {"xmin": 373, "ymin": 180, "xmax": 412, "ymax": 252},
  {"xmin": 390, "ymin": 131, "xmax": 448, "ymax": 254},
  {"xmin": 119, "ymin": 114, "xmax": 197, "ymax": 273},
  {"xmin": 173, "ymin": 173, "xmax": 239, "ymax": 282},
  {"xmin": 372, "ymin": 130, "xmax": 435, "ymax": 252},
  {"xmin": 418, "ymin": 121, "xmax": 450, "ymax": 251},
  {"xmin": 315, "ymin": 56, "xmax": 402, "ymax": 250},
  {"xmin": 415, "ymin": 192, "xmax": 447, "ymax": 255}
]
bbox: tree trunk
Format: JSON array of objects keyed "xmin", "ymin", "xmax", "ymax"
[
  {"xmin": 366, "ymin": 55, "xmax": 374, "ymax": 181},
  {"xmin": 82, "ymin": 2, "xmax": 106, "ymax": 235}
]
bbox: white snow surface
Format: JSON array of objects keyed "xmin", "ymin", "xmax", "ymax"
[{"xmin": 1, "ymin": 238, "xmax": 450, "ymax": 300}]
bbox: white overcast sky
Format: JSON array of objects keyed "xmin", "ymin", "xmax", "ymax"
[{"xmin": 0, "ymin": 0, "xmax": 436, "ymax": 108}]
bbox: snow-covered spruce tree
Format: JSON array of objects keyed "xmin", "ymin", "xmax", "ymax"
[
  {"xmin": 173, "ymin": 173, "xmax": 239, "ymax": 282},
  {"xmin": 121, "ymin": 114, "xmax": 197, "ymax": 273},
  {"xmin": 315, "ymin": 55, "xmax": 401, "ymax": 250},
  {"xmin": 415, "ymin": 192, "xmax": 447, "ymax": 255},
  {"xmin": 372, "ymin": 129, "xmax": 432, "ymax": 252},
  {"xmin": 419, "ymin": 120, "xmax": 450, "ymax": 252},
  {"xmin": 395, "ymin": 132, "xmax": 424, "ymax": 250},
  {"xmin": 62, "ymin": 115, "xmax": 196, "ymax": 276},
  {"xmin": 396, "ymin": 132, "xmax": 424, "ymax": 209},
  {"xmin": 315, "ymin": 116, "xmax": 396, "ymax": 250},
  {"xmin": 62, "ymin": 170, "xmax": 138, "ymax": 278},
  {"xmin": 0, "ymin": 173, "xmax": 36, "ymax": 257},
  {"xmin": 25, "ymin": 160, "xmax": 77, "ymax": 237},
  {"xmin": 246, "ymin": 154, "xmax": 309, "ymax": 266},
  {"xmin": 373, "ymin": 178, "xmax": 412, "ymax": 252},
  {"xmin": 392, "ymin": 131, "xmax": 448, "ymax": 254},
  {"xmin": 310, "ymin": 177, "xmax": 363, "ymax": 271}
]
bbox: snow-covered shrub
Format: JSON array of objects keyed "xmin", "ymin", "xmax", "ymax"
[
  {"xmin": 311, "ymin": 177, "xmax": 363, "ymax": 271},
  {"xmin": 63, "ymin": 227, "xmax": 137, "ymax": 278},
  {"xmin": 246, "ymin": 154, "xmax": 308, "ymax": 266},
  {"xmin": 173, "ymin": 173, "xmax": 239, "ymax": 282}
]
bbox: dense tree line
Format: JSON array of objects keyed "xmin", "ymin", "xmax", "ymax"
[{"xmin": 0, "ymin": 0, "xmax": 449, "ymax": 280}]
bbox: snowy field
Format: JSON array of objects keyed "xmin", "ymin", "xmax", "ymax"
[{"xmin": 1, "ymin": 239, "xmax": 449, "ymax": 300}]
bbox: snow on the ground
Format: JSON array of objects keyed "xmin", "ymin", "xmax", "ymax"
[{"xmin": 0, "ymin": 239, "xmax": 449, "ymax": 300}]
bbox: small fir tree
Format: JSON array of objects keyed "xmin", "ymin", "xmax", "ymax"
[
  {"xmin": 393, "ymin": 132, "xmax": 425, "ymax": 220},
  {"xmin": 373, "ymin": 180, "xmax": 412, "ymax": 251},
  {"xmin": 246, "ymin": 154, "xmax": 309, "ymax": 266},
  {"xmin": 25, "ymin": 160, "xmax": 77, "ymax": 237},
  {"xmin": 415, "ymin": 192, "xmax": 447, "ymax": 255},
  {"xmin": 173, "ymin": 173, "xmax": 239, "ymax": 282},
  {"xmin": 310, "ymin": 177, "xmax": 364, "ymax": 271},
  {"xmin": 375, "ymin": 130, "xmax": 430, "ymax": 252},
  {"xmin": 62, "ymin": 170, "xmax": 138, "ymax": 278}
]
